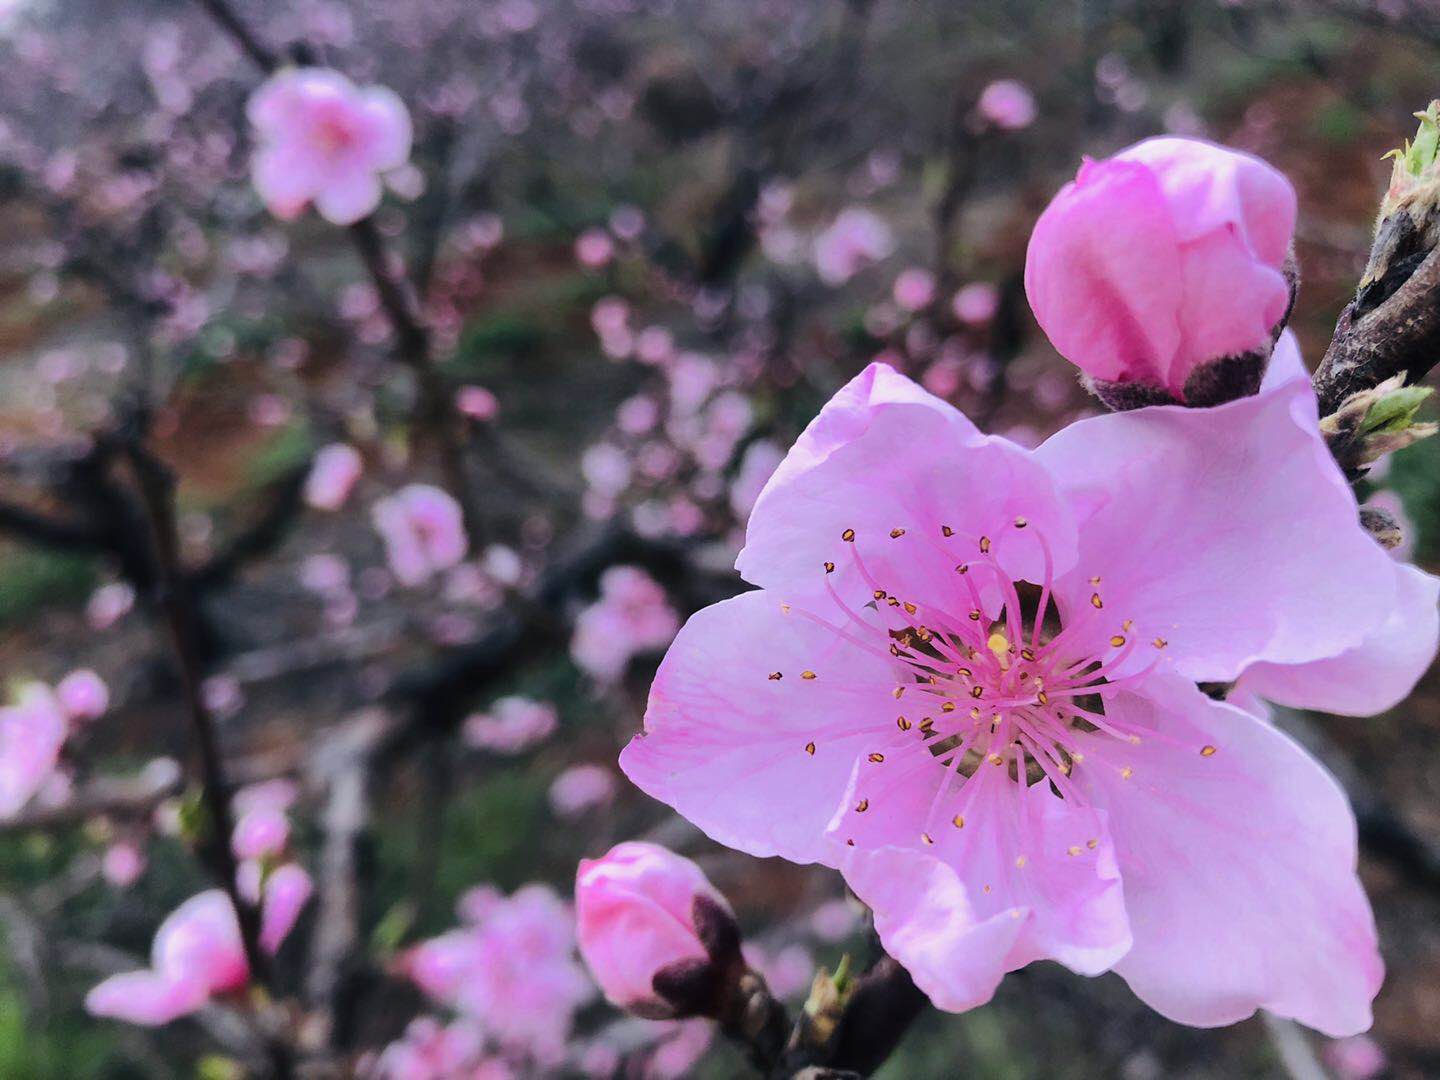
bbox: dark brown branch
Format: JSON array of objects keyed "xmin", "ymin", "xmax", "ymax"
[
  {"xmin": 122, "ymin": 434, "xmax": 294, "ymax": 1079},
  {"xmin": 193, "ymin": 0, "xmax": 282, "ymax": 71},
  {"xmin": 1313, "ymin": 243, "xmax": 1440, "ymax": 416},
  {"xmin": 190, "ymin": 458, "xmax": 314, "ymax": 590}
]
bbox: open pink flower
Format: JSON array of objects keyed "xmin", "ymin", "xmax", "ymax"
[
  {"xmin": 975, "ymin": 79, "xmax": 1036, "ymax": 130},
  {"xmin": 813, "ymin": 207, "xmax": 895, "ymax": 286},
  {"xmin": 1025, "ymin": 137, "xmax": 1296, "ymax": 404},
  {"xmin": 571, "ymin": 567, "xmax": 680, "ymax": 682},
  {"xmin": 576, "ymin": 841, "xmax": 732, "ymax": 1013},
  {"xmin": 406, "ymin": 884, "xmax": 594, "ymax": 1065},
  {"xmin": 462, "ymin": 696, "xmax": 558, "ymax": 754},
  {"xmin": 304, "ymin": 442, "xmax": 364, "ymax": 510},
  {"xmin": 55, "ymin": 668, "xmax": 109, "ymax": 721},
  {"xmin": 87, "ymin": 871, "xmax": 311, "ymax": 1026},
  {"xmin": 622, "ymin": 346, "xmax": 1434, "ymax": 1036},
  {"xmin": 550, "ymin": 764, "xmax": 617, "ymax": 818},
  {"xmin": 248, "ymin": 67, "xmax": 411, "ymax": 226},
  {"xmin": 0, "ymin": 683, "xmax": 67, "ymax": 818},
  {"xmin": 85, "ymin": 890, "xmax": 251, "ymax": 1026},
  {"xmin": 372, "ymin": 484, "xmax": 469, "ymax": 587}
]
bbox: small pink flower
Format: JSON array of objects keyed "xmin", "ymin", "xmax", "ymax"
[
  {"xmin": 813, "ymin": 207, "xmax": 895, "ymax": 285},
  {"xmin": 0, "ymin": 683, "xmax": 67, "ymax": 818},
  {"xmin": 729, "ymin": 440, "xmax": 786, "ymax": 521},
  {"xmin": 1323, "ymin": 1035, "xmax": 1387, "ymax": 1080},
  {"xmin": 575, "ymin": 228, "xmax": 615, "ymax": 268},
  {"xmin": 576, "ymin": 841, "xmax": 732, "ymax": 1012},
  {"xmin": 102, "ymin": 841, "xmax": 146, "ymax": 888},
  {"xmin": 622, "ymin": 347, "xmax": 1432, "ymax": 1035},
  {"xmin": 647, "ymin": 1019, "xmax": 714, "ymax": 1079},
  {"xmin": 571, "ymin": 567, "xmax": 679, "ymax": 682},
  {"xmin": 85, "ymin": 891, "xmax": 250, "ymax": 1025},
  {"xmin": 305, "ymin": 443, "xmax": 364, "ymax": 511},
  {"xmin": 456, "ymin": 384, "xmax": 500, "ymax": 421},
  {"xmin": 743, "ymin": 943, "xmax": 814, "ymax": 999},
  {"xmin": 86, "ymin": 582, "xmax": 135, "ymax": 630},
  {"xmin": 55, "ymin": 668, "xmax": 109, "ymax": 722},
  {"xmin": 952, "ymin": 282, "xmax": 999, "ymax": 326},
  {"xmin": 462, "ymin": 696, "xmax": 558, "ymax": 754},
  {"xmin": 232, "ymin": 805, "xmax": 290, "ymax": 861},
  {"xmin": 259, "ymin": 863, "xmax": 313, "ymax": 954},
  {"xmin": 976, "ymin": 79, "xmax": 1036, "ymax": 130},
  {"xmin": 248, "ymin": 67, "xmax": 412, "ymax": 226},
  {"xmin": 1025, "ymin": 137, "xmax": 1297, "ymax": 403},
  {"xmin": 892, "ymin": 267, "xmax": 937, "ymax": 312},
  {"xmin": 406, "ymin": 884, "xmax": 593, "ymax": 1064},
  {"xmin": 372, "ymin": 484, "xmax": 469, "ymax": 587},
  {"xmin": 549, "ymin": 764, "xmax": 618, "ymax": 818}
]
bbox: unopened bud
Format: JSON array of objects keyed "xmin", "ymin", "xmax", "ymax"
[
  {"xmin": 1320, "ymin": 375, "xmax": 1438, "ymax": 473},
  {"xmin": 1359, "ymin": 101, "xmax": 1440, "ymax": 317}
]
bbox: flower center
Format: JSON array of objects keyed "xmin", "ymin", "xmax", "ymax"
[{"xmin": 780, "ymin": 516, "xmax": 1196, "ymax": 844}]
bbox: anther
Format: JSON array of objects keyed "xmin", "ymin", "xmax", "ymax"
[
  {"xmin": 842, "ymin": 528, "xmax": 856, "ymax": 542},
  {"xmin": 890, "ymin": 528, "xmax": 906, "ymax": 539},
  {"xmin": 1067, "ymin": 845, "xmax": 1082, "ymax": 857},
  {"xmin": 1200, "ymin": 745, "xmax": 1217, "ymax": 757},
  {"xmin": 979, "ymin": 536, "xmax": 992, "ymax": 553},
  {"xmin": 1086, "ymin": 838, "xmax": 1098, "ymax": 849},
  {"xmin": 903, "ymin": 601, "xmax": 917, "ymax": 615},
  {"xmin": 941, "ymin": 702, "xmax": 956, "ymax": 713},
  {"xmin": 824, "ymin": 561, "xmax": 835, "ymax": 573},
  {"xmin": 804, "ymin": 742, "xmax": 816, "ymax": 755},
  {"xmin": 873, "ymin": 589, "xmax": 886, "ymax": 600},
  {"xmin": 896, "ymin": 716, "xmax": 912, "ymax": 731},
  {"xmin": 969, "ymin": 609, "xmax": 982, "ymax": 621},
  {"xmin": 1152, "ymin": 637, "xmax": 1168, "ymax": 649},
  {"xmin": 1110, "ymin": 634, "xmax": 1126, "ymax": 647},
  {"xmin": 941, "ymin": 525, "xmax": 954, "ymax": 537},
  {"xmin": 855, "ymin": 799, "xmax": 869, "ymax": 812},
  {"xmin": 868, "ymin": 752, "xmax": 886, "ymax": 763},
  {"xmin": 1014, "ymin": 516, "xmax": 1028, "ymax": 529},
  {"xmin": 801, "ymin": 670, "xmax": 817, "ymax": 680},
  {"xmin": 921, "ymin": 833, "xmax": 934, "ymax": 845},
  {"xmin": 970, "ymin": 686, "xmax": 984, "ymax": 699},
  {"xmin": 893, "ymin": 686, "xmax": 905, "ymax": 698},
  {"xmin": 1120, "ymin": 766, "xmax": 1133, "ymax": 779},
  {"xmin": 1090, "ymin": 593, "xmax": 1104, "ymax": 609}
]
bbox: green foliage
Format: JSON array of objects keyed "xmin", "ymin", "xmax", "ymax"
[
  {"xmin": 1384, "ymin": 432, "xmax": 1440, "ymax": 562},
  {"xmin": 0, "ymin": 548, "xmax": 96, "ymax": 627}
]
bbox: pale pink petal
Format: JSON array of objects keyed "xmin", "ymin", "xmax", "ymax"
[
  {"xmin": 840, "ymin": 846, "xmax": 1024, "ymax": 1013},
  {"xmin": 1074, "ymin": 675, "xmax": 1382, "ymax": 1036},
  {"xmin": 251, "ymin": 144, "xmax": 320, "ymax": 220},
  {"xmin": 260, "ymin": 863, "xmax": 313, "ymax": 953},
  {"xmin": 1034, "ymin": 335, "xmax": 1394, "ymax": 682},
  {"xmin": 1024, "ymin": 158, "xmax": 1183, "ymax": 388},
  {"xmin": 312, "ymin": 168, "xmax": 382, "ymax": 226},
  {"xmin": 152, "ymin": 890, "xmax": 248, "ymax": 993},
  {"xmin": 621, "ymin": 590, "xmax": 900, "ymax": 866},
  {"xmin": 1172, "ymin": 227, "xmax": 1290, "ymax": 377},
  {"xmin": 738, "ymin": 362, "xmax": 1078, "ymax": 604},
  {"xmin": 84, "ymin": 970, "xmax": 209, "ymax": 1026},
  {"xmin": 356, "ymin": 86, "xmax": 413, "ymax": 171},
  {"xmin": 1235, "ymin": 561, "xmax": 1440, "ymax": 716}
]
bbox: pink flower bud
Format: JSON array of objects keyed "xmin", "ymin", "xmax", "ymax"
[
  {"xmin": 305, "ymin": 443, "xmax": 364, "ymax": 511},
  {"xmin": 575, "ymin": 841, "xmax": 734, "ymax": 1014},
  {"xmin": 231, "ymin": 805, "xmax": 290, "ymax": 861},
  {"xmin": 1025, "ymin": 137, "xmax": 1297, "ymax": 405},
  {"xmin": 975, "ymin": 79, "xmax": 1036, "ymax": 130},
  {"xmin": 55, "ymin": 668, "xmax": 109, "ymax": 722}
]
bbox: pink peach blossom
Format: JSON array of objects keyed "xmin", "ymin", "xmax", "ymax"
[
  {"xmin": 232, "ymin": 804, "xmax": 290, "ymax": 861},
  {"xmin": 729, "ymin": 440, "xmax": 786, "ymax": 521},
  {"xmin": 102, "ymin": 841, "xmax": 146, "ymax": 888},
  {"xmin": 0, "ymin": 683, "xmax": 67, "ymax": 818},
  {"xmin": 372, "ymin": 484, "xmax": 469, "ymax": 587},
  {"xmin": 892, "ymin": 267, "xmax": 937, "ymax": 312},
  {"xmin": 550, "ymin": 764, "xmax": 618, "ymax": 818},
  {"xmin": 55, "ymin": 668, "xmax": 108, "ymax": 721},
  {"xmin": 576, "ymin": 841, "xmax": 731, "ymax": 1012},
  {"xmin": 373, "ymin": 1017, "xmax": 511, "ymax": 1080},
  {"xmin": 622, "ymin": 344, "xmax": 1431, "ymax": 1036},
  {"xmin": 1323, "ymin": 1035, "xmax": 1387, "ymax": 1080},
  {"xmin": 976, "ymin": 79, "xmax": 1037, "ymax": 130},
  {"xmin": 456, "ymin": 385, "xmax": 500, "ymax": 421},
  {"xmin": 1026, "ymin": 137, "xmax": 1296, "ymax": 402},
  {"xmin": 248, "ymin": 67, "xmax": 412, "ymax": 226},
  {"xmin": 462, "ymin": 696, "xmax": 558, "ymax": 754},
  {"xmin": 304, "ymin": 442, "xmax": 364, "ymax": 510},
  {"xmin": 813, "ymin": 207, "xmax": 895, "ymax": 285},
  {"xmin": 85, "ymin": 890, "xmax": 251, "ymax": 1025},
  {"xmin": 86, "ymin": 581, "xmax": 135, "ymax": 630},
  {"xmin": 406, "ymin": 884, "xmax": 593, "ymax": 1065},
  {"xmin": 259, "ymin": 863, "xmax": 313, "ymax": 954},
  {"xmin": 575, "ymin": 228, "xmax": 615, "ymax": 268},
  {"xmin": 571, "ymin": 567, "xmax": 680, "ymax": 682},
  {"xmin": 952, "ymin": 282, "xmax": 999, "ymax": 325}
]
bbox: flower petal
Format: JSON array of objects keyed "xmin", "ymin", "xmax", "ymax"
[
  {"xmin": 830, "ymin": 739, "xmax": 1130, "ymax": 987},
  {"xmin": 313, "ymin": 168, "xmax": 382, "ymax": 226},
  {"xmin": 85, "ymin": 971, "xmax": 209, "ymax": 1026},
  {"xmin": 738, "ymin": 362, "xmax": 1077, "ymax": 605},
  {"xmin": 1073, "ymin": 675, "xmax": 1382, "ymax": 1036},
  {"xmin": 1035, "ymin": 334, "xmax": 1393, "ymax": 683},
  {"xmin": 620, "ymin": 589, "xmax": 902, "ymax": 866},
  {"xmin": 1235, "ymin": 560, "xmax": 1439, "ymax": 716}
]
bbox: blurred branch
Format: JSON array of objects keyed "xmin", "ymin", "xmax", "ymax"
[
  {"xmin": 0, "ymin": 759, "xmax": 182, "ymax": 834},
  {"xmin": 121, "ymin": 427, "xmax": 295, "ymax": 1079}
]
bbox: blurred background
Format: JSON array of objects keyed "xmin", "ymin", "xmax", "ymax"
[{"xmin": 2, "ymin": 0, "xmax": 1440, "ymax": 1076}]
